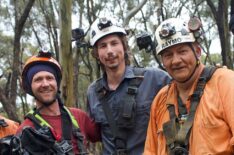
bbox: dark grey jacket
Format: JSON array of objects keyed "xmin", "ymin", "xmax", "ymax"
[{"xmin": 87, "ymin": 66, "xmax": 170, "ymax": 155}]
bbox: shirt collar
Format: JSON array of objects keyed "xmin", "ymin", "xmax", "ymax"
[
  {"xmin": 166, "ymin": 64, "xmax": 205, "ymax": 114},
  {"xmin": 101, "ymin": 66, "xmax": 135, "ymax": 89}
]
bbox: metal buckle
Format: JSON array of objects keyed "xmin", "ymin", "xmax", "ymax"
[
  {"xmin": 116, "ymin": 149, "xmax": 127, "ymax": 155},
  {"xmin": 57, "ymin": 140, "xmax": 73, "ymax": 153},
  {"xmin": 173, "ymin": 146, "xmax": 188, "ymax": 155},
  {"xmin": 127, "ymin": 86, "xmax": 138, "ymax": 95}
]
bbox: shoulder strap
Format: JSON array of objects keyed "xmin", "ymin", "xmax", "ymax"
[
  {"xmin": 25, "ymin": 107, "xmax": 76, "ymax": 140},
  {"xmin": 26, "ymin": 107, "xmax": 87, "ymax": 154},
  {"xmin": 164, "ymin": 66, "xmax": 218, "ymax": 150},
  {"xmin": 26, "ymin": 110, "xmax": 52, "ymax": 129},
  {"xmin": 26, "ymin": 108, "xmax": 72, "ymax": 141},
  {"xmin": 177, "ymin": 66, "xmax": 217, "ymax": 144},
  {"xmin": 132, "ymin": 67, "xmax": 145, "ymax": 77},
  {"xmin": 96, "ymin": 67, "xmax": 145, "ymax": 153},
  {"xmin": 122, "ymin": 67, "xmax": 145, "ymax": 119},
  {"xmin": 62, "ymin": 107, "xmax": 87, "ymax": 154},
  {"xmin": 187, "ymin": 66, "xmax": 217, "ymax": 120},
  {"xmin": 63, "ymin": 106, "xmax": 79, "ymax": 129}
]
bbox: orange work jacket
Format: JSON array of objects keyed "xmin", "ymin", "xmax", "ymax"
[
  {"xmin": 144, "ymin": 66, "xmax": 234, "ymax": 155},
  {"xmin": 0, "ymin": 115, "xmax": 19, "ymax": 138}
]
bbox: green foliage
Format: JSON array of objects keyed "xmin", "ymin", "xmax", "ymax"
[
  {"xmin": 201, "ymin": 53, "xmax": 222, "ymax": 66},
  {"xmin": 0, "ymin": 0, "xmax": 231, "ymax": 123}
]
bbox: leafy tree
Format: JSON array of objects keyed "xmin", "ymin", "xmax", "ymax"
[
  {"xmin": 0, "ymin": 0, "xmax": 35, "ymax": 122},
  {"xmin": 206, "ymin": 0, "xmax": 233, "ymax": 69},
  {"xmin": 59, "ymin": 0, "xmax": 74, "ymax": 106}
]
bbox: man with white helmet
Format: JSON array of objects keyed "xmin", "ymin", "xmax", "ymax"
[
  {"xmin": 144, "ymin": 17, "xmax": 234, "ymax": 155},
  {"xmin": 87, "ymin": 17, "xmax": 170, "ymax": 155}
]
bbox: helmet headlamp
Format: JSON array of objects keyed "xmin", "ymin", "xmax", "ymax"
[
  {"xmin": 37, "ymin": 50, "xmax": 53, "ymax": 58},
  {"xmin": 155, "ymin": 18, "xmax": 198, "ymax": 55},
  {"xmin": 98, "ymin": 18, "xmax": 113, "ymax": 30},
  {"xmin": 159, "ymin": 23, "xmax": 176, "ymax": 39},
  {"xmin": 89, "ymin": 17, "xmax": 126, "ymax": 46}
]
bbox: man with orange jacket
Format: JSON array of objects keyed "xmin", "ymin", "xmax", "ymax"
[
  {"xmin": 0, "ymin": 115, "xmax": 19, "ymax": 138},
  {"xmin": 144, "ymin": 17, "xmax": 234, "ymax": 155}
]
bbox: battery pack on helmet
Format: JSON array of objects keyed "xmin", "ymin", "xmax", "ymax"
[{"xmin": 188, "ymin": 17, "xmax": 202, "ymax": 31}]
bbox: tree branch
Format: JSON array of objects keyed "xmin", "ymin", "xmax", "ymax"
[
  {"xmin": 206, "ymin": 0, "xmax": 218, "ymax": 21},
  {"xmin": 123, "ymin": 0, "xmax": 147, "ymax": 26}
]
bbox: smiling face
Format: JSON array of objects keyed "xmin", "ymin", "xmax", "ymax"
[
  {"xmin": 31, "ymin": 71, "xmax": 57, "ymax": 106},
  {"xmin": 161, "ymin": 43, "xmax": 201, "ymax": 82},
  {"xmin": 96, "ymin": 34, "xmax": 126, "ymax": 72}
]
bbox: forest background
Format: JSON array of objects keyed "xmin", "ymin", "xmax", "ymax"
[{"xmin": 0, "ymin": 0, "xmax": 233, "ymax": 153}]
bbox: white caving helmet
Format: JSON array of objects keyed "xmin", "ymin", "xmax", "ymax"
[
  {"xmin": 89, "ymin": 17, "xmax": 127, "ymax": 46},
  {"xmin": 155, "ymin": 17, "xmax": 202, "ymax": 55}
]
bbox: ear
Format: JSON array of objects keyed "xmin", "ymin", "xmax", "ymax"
[
  {"xmin": 91, "ymin": 48, "xmax": 100, "ymax": 59},
  {"xmin": 194, "ymin": 43, "xmax": 201, "ymax": 58}
]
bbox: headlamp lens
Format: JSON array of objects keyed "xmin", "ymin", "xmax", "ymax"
[
  {"xmin": 38, "ymin": 50, "xmax": 52, "ymax": 58},
  {"xmin": 159, "ymin": 23, "xmax": 176, "ymax": 39},
  {"xmin": 98, "ymin": 17, "xmax": 112, "ymax": 30}
]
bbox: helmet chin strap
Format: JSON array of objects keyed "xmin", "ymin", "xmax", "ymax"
[{"xmin": 175, "ymin": 43, "xmax": 200, "ymax": 83}]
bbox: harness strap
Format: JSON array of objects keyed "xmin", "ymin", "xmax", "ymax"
[
  {"xmin": 163, "ymin": 66, "xmax": 218, "ymax": 152},
  {"xmin": 26, "ymin": 107, "xmax": 73, "ymax": 141},
  {"xmin": 100, "ymin": 92, "xmax": 123, "ymax": 147},
  {"xmin": 60, "ymin": 106, "xmax": 87, "ymax": 155},
  {"xmin": 63, "ymin": 107, "xmax": 79, "ymax": 128},
  {"xmin": 26, "ymin": 105, "xmax": 87, "ymax": 154},
  {"xmin": 96, "ymin": 67, "xmax": 145, "ymax": 154},
  {"xmin": 60, "ymin": 106, "xmax": 73, "ymax": 141},
  {"xmin": 168, "ymin": 104, "xmax": 176, "ymax": 120},
  {"xmin": 177, "ymin": 96, "xmax": 187, "ymax": 117},
  {"xmin": 176, "ymin": 66, "xmax": 217, "ymax": 145},
  {"xmin": 121, "ymin": 68, "xmax": 144, "ymax": 119}
]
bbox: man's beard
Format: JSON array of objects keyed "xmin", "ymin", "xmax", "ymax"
[{"xmin": 35, "ymin": 93, "xmax": 57, "ymax": 107}]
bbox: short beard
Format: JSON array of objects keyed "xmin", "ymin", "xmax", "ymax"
[
  {"xmin": 41, "ymin": 98, "xmax": 57, "ymax": 107},
  {"xmin": 34, "ymin": 94, "xmax": 57, "ymax": 107}
]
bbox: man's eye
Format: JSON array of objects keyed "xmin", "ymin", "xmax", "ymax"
[
  {"xmin": 112, "ymin": 42, "xmax": 119, "ymax": 45},
  {"xmin": 33, "ymin": 78, "xmax": 41, "ymax": 82},
  {"xmin": 163, "ymin": 53, "xmax": 172, "ymax": 58},
  {"xmin": 179, "ymin": 50, "xmax": 187, "ymax": 54},
  {"xmin": 98, "ymin": 44, "xmax": 106, "ymax": 49},
  {"xmin": 47, "ymin": 76, "xmax": 55, "ymax": 80}
]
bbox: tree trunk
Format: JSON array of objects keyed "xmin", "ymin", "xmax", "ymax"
[
  {"xmin": 206, "ymin": 0, "xmax": 233, "ymax": 69},
  {"xmin": 59, "ymin": 0, "xmax": 74, "ymax": 106},
  {"xmin": 0, "ymin": 0, "xmax": 35, "ymax": 122}
]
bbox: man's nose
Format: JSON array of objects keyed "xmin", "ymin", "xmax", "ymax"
[
  {"xmin": 106, "ymin": 44, "xmax": 114, "ymax": 55},
  {"xmin": 41, "ymin": 79, "xmax": 50, "ymax": 86},
  {"xmin": 171, "ymin": 54, "xmax": 182, "ymax": 65}
]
